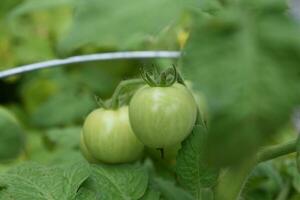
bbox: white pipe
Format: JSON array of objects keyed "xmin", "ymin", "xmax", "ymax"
[{"xmin": 0, "ymin": 51, "xmax": 181, "ymax": 79}]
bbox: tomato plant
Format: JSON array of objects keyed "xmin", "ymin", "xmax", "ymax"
[{"xmin": 1, "ymin": 0, "xmax": 300, "ymax": 200}]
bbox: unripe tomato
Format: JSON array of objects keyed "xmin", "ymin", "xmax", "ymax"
[
  {"xmin": 129, "ymin": 83, "xmax": 197, "ymax": 148},
  {"xmin": 82, "ymin": 106, "xmax": 144, "ymax": 164},
  {"xmin": 79, "ymin": 132, "xmax": 98, "ymax": 163}
]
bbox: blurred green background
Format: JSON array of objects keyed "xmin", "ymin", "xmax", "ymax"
[{"xmin": 1, "ymin": 0, "xmax": 300, "ymax": 199}]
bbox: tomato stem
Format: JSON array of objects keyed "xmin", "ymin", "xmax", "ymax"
[
  {"xmin": 256, "ymin": 139, "xmax": 297, "ymax": 163},
  {"xmin": 110, "ymin": 79, "xmax": 144, "ymax": 109}
]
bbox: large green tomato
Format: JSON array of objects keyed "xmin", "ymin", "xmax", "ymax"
[
  {"xmin": 82, "ymin": 106, "xmax": 144, "ymax": 164},
  {"xmin": 129, "ymin": 83, "xmax": 197, "ymax": 148}
]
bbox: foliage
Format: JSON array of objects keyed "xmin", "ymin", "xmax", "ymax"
[{"xmin": 0, "ymin": 0, "xmax": 300, "ymax": 199}]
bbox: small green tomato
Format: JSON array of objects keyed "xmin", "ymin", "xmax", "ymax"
[
  {"xmin": 129, "ymin": 83, "xmax": 197, "ymax": 148},
  {"xmin": 82, "ymin": 106, "xmax": 144, "ymax": 164}
]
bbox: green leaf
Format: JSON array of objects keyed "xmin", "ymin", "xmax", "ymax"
[
  {"xmin": 176, "ymin": 125, "xmax": 218, "ymax": 199},
  {"xmin": 59, "ymin": 0, "xmax": 186, "ymax": 52},
  {"xmin": 0, "ymin": 0, "xmax": 22, "ymax": 17},
  {"xmin": 0, "ymin": 162, "xmax": 90, "ymax": 200},
  {"xmin": 75, "ymin": 185, "xmax": 97, "ymax": 200},
  {"xmin": 45, "ymin": 126, "xmax": 81, "ymax": 149},
  {"xmin": 244, "ymin": 162, "xmax": 283, "ymax": 199},
  {"xmin": 0, "ymin": 107, "xmax": 24, "ymax": 162},
  {"xmin": 152, "ymin": 177, "xmax": 194, "ymax": 200},
  {"xmin": 9, "ymin": 0, "xmax": 74, "ymax": 17},
  {"xmin": 31, "ymin": 90, "xmax": 95, "ymax": 127},
  {"xmin": 87, "ymin": 164, "xmax": 149, "ymax": 200},
  {"xmin": 181, "ymin": 0, "xmax": 300, "ymax": 166},
  {"xmin": 139, "ymin": 187, "xmax": 161, "ymax": 200}
]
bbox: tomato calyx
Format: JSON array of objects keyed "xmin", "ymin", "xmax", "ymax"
[{"xmin": 140, "ymin": 65, "xmax": 178, "ymax": 87}]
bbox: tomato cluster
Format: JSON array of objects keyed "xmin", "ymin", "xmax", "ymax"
[{"xmin": 80, "ymin": 66, "xmax": 198, "ymax": 164}]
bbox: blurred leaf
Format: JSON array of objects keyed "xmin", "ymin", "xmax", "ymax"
[
  {"xmin": 296, "ymin": 135, "xmax": 300, "ymax": 173},
  {"xmin": 0, "ymin": 0, "xmax": 22, "ymax": 17},
  {"xmin": 0, "ymin": 162, "xmax": 90, "ymax": 200},
  {"xmin": 31, "ymin": 90, "xmax": 95, "ymax": 127},
  {"xmin": 152, "ymin": 177, "xmax": 194, "ymax": 200},
  {"xmin": 176, "ymin": 125, "xmax": 218, "ymax": 199},
  {"xmin": 59, "ymin": 0, "xmax": 187, "ymax": 52},
  {"xmin": 244, "ymin": 162, "xmax": 283, "ymax": 200},
  {"xmin": 47, "ymin": 149, "xmax": 84, "ymax": 165},
  {"xmin": 0, "ymin": 107, "xmax": 25, "ymax": 162},
  {"xmin": 9, "ymin": 0, "xmax": 74, "ymax": 17},
  {"xmin": 20, "ymin": 71, "xmax": 63, "ymax": 113},
  {"xmin": 26, "ymin": 129, "xmax": 84, "ymax": 164},
  {"xmin": 68, "ymin": 60, "xmax": 139, "ymax": 98},
  {"xmin": 181, "ymin": 0, "xmax": 300, "ymax": 166},
  {"xmin": 286, "ymin": 160, "xmax": 300, "ymax": 193},
  {"xmin": 82, "ymin": 164, "xmax": 148, "ymax": 200},
  {"xmin": 45, "ymin": 126, "xmax": 81, "ymax": 149},
  {"xmin": 140, "ymin": 187, "xmax": 161, "ymax": 200}
]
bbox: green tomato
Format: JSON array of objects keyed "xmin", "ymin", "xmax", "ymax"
[
  {"xmin": 79, "ymin": 131, "xmax": 98, "ymax": 163},
  {"xmin": 129, "ymin": 83, "xmax": 197, "ymax": 148},
  {"xmin": 82, "ymin": 106, "xmax": 144, "ymax": 164}
]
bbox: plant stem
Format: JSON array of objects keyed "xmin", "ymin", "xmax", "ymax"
[
  {"xmin": 215, "ymin": 139, "xmax": 298, "ymax": 200},
  {"xmin": 257, "ymin": 139, "xmax": 297, "ymax": 163},
  {"xmin": 110, "ymin": 79, "xmax": 144, "ymax": 109}
]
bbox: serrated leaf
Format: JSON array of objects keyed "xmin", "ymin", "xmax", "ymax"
[
  {"xmin": 176, "ymin": 125, "xmax": 218, "ymax": 199},
  {"xmin": 0, "ymin": 162, "xmax": 90, "ymax": 200},
  {"xmin": 87, "ymin": 164, "xmax": 148, "ymax": 200},
  {"xmin": 59, "ymin": 0, "xmax": 186, "ymax": 52},
  {"xmin": 181, "ymin": 0, "xmax": 300, "ymax": 166},
  {"xmin": 152, "ymin": 177, "xmax": 194, "ymax": 200}
]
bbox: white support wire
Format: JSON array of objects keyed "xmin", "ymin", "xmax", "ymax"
[{"xmin": 0, "ymin": 51, "xmax": 181, "ymax": 79}]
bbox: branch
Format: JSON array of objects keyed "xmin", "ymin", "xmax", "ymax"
[
  {"xmin": 0, "ymin": 51, "xmax": 181, "ymax": 79},
  {"xmin": 257, "ymin": 139, "xmax": 297, "ymax": 163},
  {"xmin": 110, "ymin": 79, "xmax": 144, "ymax": 109}
]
